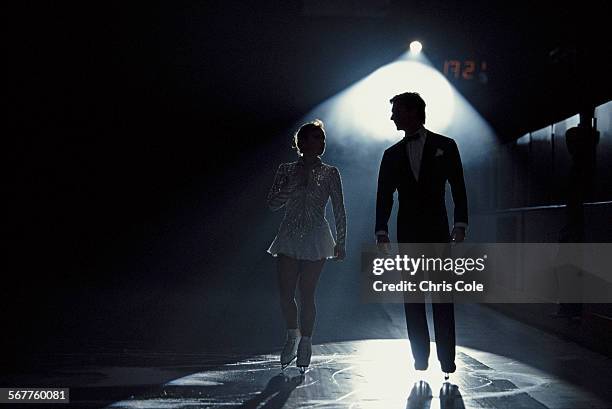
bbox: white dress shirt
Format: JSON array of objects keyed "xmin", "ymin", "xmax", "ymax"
[{"xmin": 405, "ymin": 126, "xmax": 427, "ymax": 181}]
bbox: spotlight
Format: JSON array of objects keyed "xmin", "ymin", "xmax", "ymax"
[{"xmin": 410, "ymin": 41, "xmax": 423, "ymax": 54}]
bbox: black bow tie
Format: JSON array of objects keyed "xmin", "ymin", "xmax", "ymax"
[{"xmin": 405, "ymin": 131, "xmax": 421, "ymax": 141}]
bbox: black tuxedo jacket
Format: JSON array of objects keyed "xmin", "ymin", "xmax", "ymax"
[{"xmin": 375, "ymin": 130, "xmax": 468, "ymax": 243}]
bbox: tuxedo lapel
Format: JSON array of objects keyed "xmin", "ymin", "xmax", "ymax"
[
  {"xmin": 399, "ymin": 138, "xmax": 418, "ymax": 184},
  {"xmin": 417, "ymin": 131, "xmax": 436, "ymax": 185}
]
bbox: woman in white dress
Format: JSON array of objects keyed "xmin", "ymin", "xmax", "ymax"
[{"xmin": 266, "ymin": 119, "xmax": 346, "ymax": 372}]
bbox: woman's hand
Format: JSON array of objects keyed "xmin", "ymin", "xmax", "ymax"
[
  {"xmin": 282, "ymin": 167, "xmax": 305, "ymax": 192},
  {"xmin": 334, "ymin": 244, "xmax": 346, "ymax": 261}
]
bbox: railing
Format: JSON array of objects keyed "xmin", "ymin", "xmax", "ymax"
[{"xmin": 492, "ymin": 200, "xmax": 612, "ymax": 214}]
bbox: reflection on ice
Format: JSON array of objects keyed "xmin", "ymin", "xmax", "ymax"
[{"xmin": 106, "ymin": 339, "xmax": 601, "ymax": 409}]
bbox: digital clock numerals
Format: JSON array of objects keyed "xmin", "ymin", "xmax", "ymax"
[{"xmin": 443, "ymin": 60, "xmax": 487, "ymax": 83}]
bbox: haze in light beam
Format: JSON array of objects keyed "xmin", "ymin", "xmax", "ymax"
[{"xmin": 300, "ymin": 53, "xmax": 497, "ymax": 165}]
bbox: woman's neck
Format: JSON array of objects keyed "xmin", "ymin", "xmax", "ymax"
[{"xmin": 301, "ymin": 154, "xmax": 319, "ymax": 165}]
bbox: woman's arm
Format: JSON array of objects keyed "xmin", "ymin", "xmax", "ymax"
[
  {"xmin": 267, "ymin": 164, "xmax": 298, "ymax": 211},
  {"xmin": 330, "ymin": 167, "xmax": 347, "ymax": 255}
]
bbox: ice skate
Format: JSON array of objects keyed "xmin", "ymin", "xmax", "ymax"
[
  {"xmin": 296, "ymin": 336, "xmax": 312, "ymax": 373},
  {"xmin": 280, "ymin": 329, "xmax": 300, "ymax": 370}
]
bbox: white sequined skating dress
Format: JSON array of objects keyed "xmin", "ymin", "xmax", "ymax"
[{"xmin": 267, "ymin": 156, "xmax": 346, "ymax": 261}]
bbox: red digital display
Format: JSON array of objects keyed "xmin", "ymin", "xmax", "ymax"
[{"xmin": 443, "ymin": 60, "xmax": 488, "ymax": 83}]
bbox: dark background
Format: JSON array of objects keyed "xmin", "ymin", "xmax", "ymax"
[{"xmin": 5, "ymin": 1, "xmax": 612, "ymax": 357}]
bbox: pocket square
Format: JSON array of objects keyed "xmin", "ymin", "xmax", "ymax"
[{"xmin": 435, "ymin": 148, "xmax": 444, "ymax": 157}]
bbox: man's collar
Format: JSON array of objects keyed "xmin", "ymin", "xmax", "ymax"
[{"xmin": 404, "ymin": 126, "xmax": 427, "ymax": 141}]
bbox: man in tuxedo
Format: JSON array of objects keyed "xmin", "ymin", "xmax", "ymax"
[{"xmin": 375, "ymin": 92, "xmax": 468, "ymax": 376}]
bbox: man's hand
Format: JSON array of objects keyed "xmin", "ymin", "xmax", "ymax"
[
  {"xmin": 334, "ymin": 244, "xmax": 346, "ymax": 261},
  {"xmin": 376, "ymin": 233, "xmax": 391, "ymax": 255},
  {"xmin": 451, "ymin": 227, "xmax": 466, "ymax": 243}
]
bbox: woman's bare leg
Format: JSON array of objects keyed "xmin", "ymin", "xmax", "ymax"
[
  {"xmin": 277, "ymin": 254, "xmax": 300, "ymax": 329},
  {"xmin": 298, "ymin": 258, "xmax": 325, "ymax": 336}
]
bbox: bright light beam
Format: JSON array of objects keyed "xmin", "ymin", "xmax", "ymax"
[
  {"xmin": 298, "ymin": 51, "xmax": 497, "ymax": 165},
  {"xmin": 328, "ymin": 59, "xmax": 454, "ymax": 138}
]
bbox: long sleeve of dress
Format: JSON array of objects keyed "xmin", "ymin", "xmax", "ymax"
[
  {"xmin": 329, "ymin": 167, "xmax": 347, "ymax": 249},
  {"xmin": 267, "ymin": 164, "xmax": 297, "ymax": 211}
]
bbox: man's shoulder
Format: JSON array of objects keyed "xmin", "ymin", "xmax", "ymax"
[
  {"xmin": 382, "ymin": 130, "xmax": 458, "ymax": 155},
  {"xmin": 426, "ymin": 130, "xmax": 456, "ymax": 146},
  {"xmin": 384, "ymin": 139, "xmax": 405, "ymax": 154}
]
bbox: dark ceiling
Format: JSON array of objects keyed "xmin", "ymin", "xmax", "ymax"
[{"xmin": 8, "ymin": 1, "xmax": 612, "ymax": 142}]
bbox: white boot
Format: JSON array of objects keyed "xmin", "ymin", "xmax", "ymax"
[
  {"xmin": 280, "ymin": 329, "xmax": 300, "ymax": 369},
  {"xmin": 296, "ymin": 335, "xmax": 312, "ymax": 373}
]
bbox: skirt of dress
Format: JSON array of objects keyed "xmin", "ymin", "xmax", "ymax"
[{"xmin": 267, "ymin": 223, "xmax": 336, "ymax": 261}]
